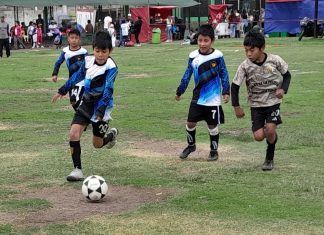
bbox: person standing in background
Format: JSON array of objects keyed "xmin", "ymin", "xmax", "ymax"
[
  {"xmin": 85, "ymin": 20, "xmax": 94, "ymax": 34},
  {"xmin": 166, "ymin": 15, "xmax": 174, "ymax": 42},
  {"xmin": 0, "ymin": 15, "xmax": 10, "ymax": 58},
  {"xmin": 103, "ymin": 15, "xmax": 112, "ymax": 31},
  {"xmin": 133, "ymin": 16, "xmax": 142, "ymax": 46},
  {"xmin": 36, "ymin": 14, "xmax": 44, "ymax": 33}
]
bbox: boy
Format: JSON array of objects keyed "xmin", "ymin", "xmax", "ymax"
[
  {"xmin": 175, "ymin": 24, "xmax": 230, "ymax": 161},
  {"xmin": 231, "ymin": 30, "xmax": 291, "ymax": 171},
  {"xmin": 52, "ymin": 29, "xmax": 88, "ymax": 110},
  {"xmin": 52, "ymin": 31, "xmax": 119, "ymax": 181}
]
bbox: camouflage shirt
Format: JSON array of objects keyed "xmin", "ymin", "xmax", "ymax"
[{"xmin": 233, "ymin": 53, "xmax": 288, "ymax": 107}]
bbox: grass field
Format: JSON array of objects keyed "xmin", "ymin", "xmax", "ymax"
[{"xmin": 0, "ymin": 37, "xmax": 323, "ymax": 234}]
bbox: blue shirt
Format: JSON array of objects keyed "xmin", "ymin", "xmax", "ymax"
[
  {"xmin": 176, "ymin": 48, "xmax": 230, "ymax": 106},
  {"xmin": 58, "ymin": 56, "xmax": 118, "ymax": 122},
  {"xmin": 52, "ymin": 46, "xmax": 88, "ymax": 77}
]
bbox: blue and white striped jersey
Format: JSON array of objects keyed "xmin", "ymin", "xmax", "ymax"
[
  {"xmin": 176, "ymin": 48, "xmax": 230, "ymax": 106},
  {"xmin": 58, "ymin": 56, "xmax": 118, "ymax": 122},
  {"xmin": 52, "ymin": 46, "xmax": 88, "ymax": 77}
]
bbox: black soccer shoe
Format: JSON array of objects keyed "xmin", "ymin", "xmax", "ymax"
[
  {"xmin": 262, "ymin": 160, "xmax": 274, "ymax": 171},
  {"xmin": 179, "ymin": 145, "xmax": 196, "ymax": 159},
  {"xmin": 207, "ymin": 150, "xmax": 219, "ymax": 161}
]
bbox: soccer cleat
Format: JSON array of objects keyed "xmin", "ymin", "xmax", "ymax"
[
  {"xmin": 66, "ymin": 168, "xmax": 85, "ymax": 181},
  {"xmin": 262, "ymin": 160, "xmax": 274, "ymax": 171},
  {"xmin": 179, "ymin": 145, "xmax": 196, "ymax": 159},
  {"xmin": 207, "ymin": 150, "xmax": 219, "ymax": 161},
  {"xmin": 106, "ymin": 128, "xmax": 119, "ymax": 149}
]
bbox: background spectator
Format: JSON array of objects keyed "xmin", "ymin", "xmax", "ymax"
[
  {"xmin": 133, "ymin": 16, "xmax": 142, "ymax": 46},
  {"xmin": 0, "ymin": 15, "xmax": 10, "ymax": 57},
  {"xmin": 85, "ymin": 20, "xmax": 94, "ymax": 34}
]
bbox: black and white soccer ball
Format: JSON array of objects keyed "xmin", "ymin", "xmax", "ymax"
[{"xmin": 82, "ymin": 175, "xmax": 108, "ymax": 201}]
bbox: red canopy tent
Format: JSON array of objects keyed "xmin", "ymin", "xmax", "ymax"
[
  {"xmin": 130, "ymin": 6, "xmax": 175, "ymax": 43},
  {"xmin": 208, "ymin": 4, "xmax": 230, "ymax": 28}
]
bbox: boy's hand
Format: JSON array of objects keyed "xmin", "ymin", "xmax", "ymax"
[
  {"xmin": 234, "ymin": 106, "xmax": 245, "ymax": 118},
  {"xmin": 52, "ymin": 93, "xmax": 64, "ymax": 103},
  {"xmin": 175, "ymin": 95, "xmax": 181, "ymax": 101},
  {"xmin": 223, "ymin": 94, "xmax": 229, "ymax": 103},
  {"xmin": 52, "ymin": 75, "xmax": 58, "ymax": 82},
  {"xmin": 275, "ymin": 89, "xmax": 285, "ymax": 99}
]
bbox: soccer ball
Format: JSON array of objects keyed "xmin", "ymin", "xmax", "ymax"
[{"xmin": 82, "ymin": 175, "xmax": 108, "ymax": 201}]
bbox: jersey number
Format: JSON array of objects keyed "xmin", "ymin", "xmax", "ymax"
[
  {"xmin": 99, "ymin": 123, "xmax": 109, "ymax": 134},
  {"xmin": 71, "ymin": 86, "xmax": 81, "ymax": 101},
  {"xmin": 211, "ymin": 110, "xmax": 217, "ymax": 120}
]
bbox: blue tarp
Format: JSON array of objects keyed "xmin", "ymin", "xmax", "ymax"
[{"xmin": 265, "ymin": 0, "xmax": 324, "ymax": 34}]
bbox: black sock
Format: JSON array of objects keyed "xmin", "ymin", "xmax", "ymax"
[
  {"xmin": 186, "ymin": 126, "xmax": 196, "ymax": 146},
  {"xmin": 210, "ymin": 134, "xmax": 219, "ymax": 151},
  {"xmin": 102, "ymin": 132, "xmax": 114, "ymax": 147},
  {"xmin": 69, "ymin": 141, "xmax": 81, "ymax": 169},
  {"xmin": 266, "ymin": 135, "xmax": 277, "ymax": 161}
]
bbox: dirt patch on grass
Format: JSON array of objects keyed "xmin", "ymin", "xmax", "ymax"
[
  {"xmin": 123, "ymin": 73, "xmax": 149, "ymax": 79},
  {"xmin": 0, "ymin": 123, "xmax": 15, "ymax": 131},
  {"xmin": 122, "ymin": 138, "xmax": 246, "ymax": 162},
  {"xmin": 0, "ymin": 185, "xmax": 173, "ymax": 227},
  {"xmin": 0, "ymin": 137, "xmax": 245, "ymax": 228},
  {"xmin": 43, "ymin": 77, "xmax": 68, "ymax": 82}
]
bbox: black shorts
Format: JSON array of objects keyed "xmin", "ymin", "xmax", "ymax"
[
  {"xmin": 251, "ymin": 103, "xmax": 282, "ymax": 132},
  {"xmin": 187, "ymin": 102, "xmax": 224, "ymax": 125},
  {"xmin": 71, "ymin": 98, "xmax": 109, "ymax": 138}
]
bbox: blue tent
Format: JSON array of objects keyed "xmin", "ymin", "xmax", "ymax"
[{"xmin": 265, "ymin": 0, "xmax": 324, "ymax": 34}]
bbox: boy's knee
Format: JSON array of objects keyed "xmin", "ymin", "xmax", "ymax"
[
  {"xmin": 186, "ymin": 122, "xmax": 196, "ymax": 129},
  {"xmin": 253, "ymin": 132, "xmax": 265, "ymax": 141},
  {"xmin": 92, "ymin": 137, "xmax": 103, "ymax": 148},
  {"xmin": 69, "ymin": 131, "xmax": 79, "ymax": 141},
  {"xmin": 93, "ymin": 142, "xmax": 102, "ymax": 148}
]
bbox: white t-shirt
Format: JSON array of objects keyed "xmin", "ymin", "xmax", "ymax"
[
  {"xmin": 121, "ymin": 22, "xmax": 129, "ymax": 36},
  {"xmin": 104, "ymin": 16, "xmax": 112, "ymax": 29}
]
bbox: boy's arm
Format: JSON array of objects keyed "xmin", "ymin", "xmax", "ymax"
[
  {"xmin": 218, "ymin": 56, "xmax": 230, "ymax": 96},
  {"xmin": 231, "ymin": 83, "xmax": 240, "ymax": 107},
  {"xmin": 58, "ymin": 61, "xmax": 86, "ymax": 96},
  {"xmin": 280, "ymin": 70, "xmax": 291, "ymax": 94},
  {"xmin": 176, "ymin": 58, "xmax": 193, "ymax": 98},
  {"xmin": 276, "ymin": 70, "xmax": 291, "ymax": 99},
  {"xmin": 95, "ymin": 67, "xmax": 118, "ymax": 120},
  {"xmin": 231, "ymin": 64, "xmax": 246, "ymax": 118},
  {"xmin": 52, "ymin": 51, "xmax": 65, "ymax": 77}
]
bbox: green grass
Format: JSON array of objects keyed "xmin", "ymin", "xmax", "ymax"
[{"xmin": 0, "ymin": 37, "xmax": 323, "ymax": 234}]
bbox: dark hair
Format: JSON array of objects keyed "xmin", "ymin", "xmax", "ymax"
[
  {"xmin": 68, "ymin": 29, "xmax": 81, "ymax": 37},
  {"xmin": 244, "ymin": 30, "xmax": 265, "ymax": 49},
  {"xmin": 93, "ymin": 31, "xmax": 112, "ymax": 50},
  {"xmin": 197, "ymin": 24, "xmax": 215, "ymax": 41}
]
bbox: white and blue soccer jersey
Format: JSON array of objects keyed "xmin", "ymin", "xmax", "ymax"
[
  {"xmin": 52, "ymin": 46, "xmax": 88, "ymax": 77},
  {"xmin": 58, "ymin": 56, "xmax": 118, "ymax": 122},
  {"xmin": 176, "ymin": 49, "xmax": 230, "ymax": 106}
]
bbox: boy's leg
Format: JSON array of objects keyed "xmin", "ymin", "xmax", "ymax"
[
  {"xmin": 262, "ymin": 123, "xmax": 278, "ymax": 171},
  {"xmin": 205, "ymin": 106, "xmax": 224, "ymax": 161},
  {"xmin": 179, "ymin": 123, "xmax": 197, "ymax": 159},
  {"xmin": 250, "ymin": 104, "xmax": 281, "ymax": 171},
  {"xmin": 92, "ymin": 121, "xmax": 118, "ymax": 149},
  {"xmin": 208, "ymin": 125, "xmax": 219, "ymax": 161},
  {"xmin": 103, "ymin": 128, "xmax": 119, "ymax": 149},
  {"xmin": 67, "ymin": 123, "xmax": 87, "ymax": 181}
]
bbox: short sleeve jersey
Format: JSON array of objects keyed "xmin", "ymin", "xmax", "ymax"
[{"xmin": 232, "ymin": 53, "xmax": 288, "ymax": 107}]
